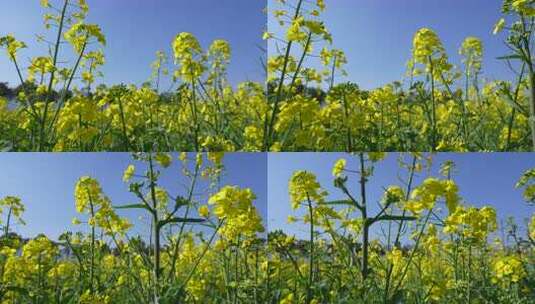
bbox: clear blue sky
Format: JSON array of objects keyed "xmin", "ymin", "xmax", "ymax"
[
  {"xmin": 268, "ymin": 0, "xmax": 513, "ymax": 90},
  {"xmin": 268, "ymin": 153, "xmax": 535, "ymax": 240},
  {"xmin": 0, "ymin": 0, "xmax": 265, "ymax": 89},
  {"xmin": 0, "ymin": 153, "xmax": 267, "ymax": 241}
]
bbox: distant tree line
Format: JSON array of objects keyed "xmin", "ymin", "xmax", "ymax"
[{"xmin": 0, "ymin": 81, "xmax": 71, "ymax": 101}]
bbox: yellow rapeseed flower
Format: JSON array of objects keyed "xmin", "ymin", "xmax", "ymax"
[
  {"xmin": 122, "ymin": 165, "xmax": 135, "ymax": 182},
  {"xmin": 332, "ymin": 158, "xmax": 346, "ymax": 177}
]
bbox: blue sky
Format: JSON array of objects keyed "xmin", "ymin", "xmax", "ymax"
[
  {"xmin": 0, "ymin": 0, "xmax": 265, "ymax": 89},
  {"xmin": 268, "ymin": 0, "xmax": 513, "ymax": 90},
  {"xmin": 268, "ymin": 153, "xmax": 535, "ymax": 240},
  {"xmin": 0, "ymin": 153, "xmax": 267, "ymax": 241}
]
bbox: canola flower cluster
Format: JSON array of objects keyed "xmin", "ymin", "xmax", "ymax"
[
  {"xmin": 73, "ymin": 176, "xmax": 132, "ymax": 236},
  {"xmin": 208, "ymin": 186, "xmax": 265, "ymax": 240}
]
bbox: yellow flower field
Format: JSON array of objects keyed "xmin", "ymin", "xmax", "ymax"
[
  {"xmin": 271, "ymin": 153, "xmax": 535, "ymax": 303},
  {"xmin": 0, "ymin": 152, "xmax": 534, "ymax": 303},
  {"xmin": 0, "ymin": 153, "xmax": 267, "ymax": 303},
  {"xmin": 0, "ymin": 0, "xmax": 534, "ymax": 303},
  {"xmin": 0, "ymin": 0, "xmax": 535, "ymax": 151}
]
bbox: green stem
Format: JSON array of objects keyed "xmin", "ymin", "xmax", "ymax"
[
  {"xmin": 148, "ymin": 154, "xmax": 161, "ymax": 303},
  {"xmin": 39, "ymin": 0, "xmax": 69, "ymax": 151},
  {"xmin": 428, "ymin": 56, "xmax": 437, "ymax": 151},
  {"xmin": 263, "ymin": 0, "xmax": 304, "ymax": 150},
  {"xmin": 306, "ymin": 195, "xmax": 314, "ymax": 304},
  {"xmin": 359, "ymin": 153, "xmax": 369, "ymax": 280}
]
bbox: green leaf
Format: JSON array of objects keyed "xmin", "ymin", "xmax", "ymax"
[
  {"xmin": 114, "ymin": 203, "xmax": 152, "ymax": 212},
  {"xmin": 199, "ymin": 222, "xmax": 217, "ymax": 229},
  {"xmin": 500, "ymin": 91, "xmax": 527, "ymax": 115},
  {"xmin": 375, "ymin": 215, "xmax": 418, "ymax": 222},
  {"xmin": 158, "ymin": 217, "xmax": 205, "ymax": 228},
  {"xmin": 174, "ymin": 196, "xmax": 190, "ymax": 207},
  {"xmin": 320, "ymin": 199, "xmax": 356, "ymax": 207},
  {"xmin": 2, "ymin": 286, "xmax": 28, "ymax": 296},
  {"xmin": 496, "ymin": 54, "xmax": 524, "ymax": 61}
]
